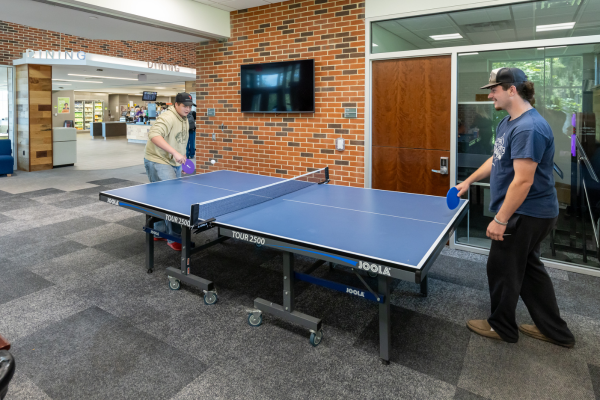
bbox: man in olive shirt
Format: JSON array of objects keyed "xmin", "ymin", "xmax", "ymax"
[{"xmin": 144, "ymin": 92, "xmax": 194, "ymax": 251}]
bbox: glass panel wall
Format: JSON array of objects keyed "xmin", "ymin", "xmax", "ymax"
[
  {"xmin": 372, "ymin": 0, "xmax": 600, "ymax": 54},
  {"xmin": 0, "ymin": 67, "xmax": 9, "ymax": 140},
  {"xmin": 456, "ymin": 43, "xmax": 600, "ymax": 268}
]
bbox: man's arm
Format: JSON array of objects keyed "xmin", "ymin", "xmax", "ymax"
[
  {"xmin": 456, "ymin": 156, "xmax": 493, "ymax": 196},
  {"xmin": 151, "ymin": 136, "xmax": 186, "ymax": 164},
  {"xmin": 486, "ymin": 158, "xmax": 537, "ymax": 241},
  {"xmin": 147, "ymin": 117, "xmax": 186, "ymax": 164}
]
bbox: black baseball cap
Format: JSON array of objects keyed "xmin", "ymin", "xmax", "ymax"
[
  {"xmin": 175, "ymin": 92, "xmax": 196, "ymax": 106},
  {"xmin": 481, "ymin": 67, "xmax": 528, "ymax": 89}
]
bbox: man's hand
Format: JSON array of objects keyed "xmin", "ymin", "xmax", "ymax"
[
  {"xmin": 487, "ymin": 219, "xmax": 507, "ymax": 241},
  {"xmin": 173, "ymin": 152, "xmax": 187, "ymax": 165},
  {"xmin": 455, "ymin": 181, "xmax": 470, "ymax": 197}
]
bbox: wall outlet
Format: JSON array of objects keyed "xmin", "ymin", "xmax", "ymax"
[{"xmin": 335, "ymin": 138, "xmax": 345, "ymax": 151}]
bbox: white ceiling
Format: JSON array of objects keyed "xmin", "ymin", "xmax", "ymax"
[
  {"xmin": 0, "ymin": 0, "xmax": 210, "ymax": 42},
  {"xmin": 191, "ymin": 0, "xmax": 283, "ymax": 12},
  {"xmin": 52, "ymin": 65, "xmax": 185, "ymax": 96}
]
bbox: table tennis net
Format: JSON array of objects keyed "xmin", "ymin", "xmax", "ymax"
[{"xmin": 194, "ymin": 168, "xmax": 328, "ymax": 222}]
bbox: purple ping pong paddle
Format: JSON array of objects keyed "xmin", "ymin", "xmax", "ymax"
[
  {"xmin": 446, "ymin": 187, "xmax": 460, "ymax": 210},
  {"xmin": 182, "ymin": 159, "xmax": 195, "ymax": 174},
  {"xmin": 571, "ymin": 134, "xmax": 576, "ymax": 157}
]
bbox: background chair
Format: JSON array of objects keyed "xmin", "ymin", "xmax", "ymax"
[{"xmin": 0, "ymin": 139, "xmax": 14, "ymax": 176}]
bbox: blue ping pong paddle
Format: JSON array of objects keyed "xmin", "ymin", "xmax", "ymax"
[
  {"xmin": 182, "ymin": 159, "xmax": 195, "ymax": 174},
  {"xmin": 446, "ymin": 187, "xmax": 460, "ymax": 210}
]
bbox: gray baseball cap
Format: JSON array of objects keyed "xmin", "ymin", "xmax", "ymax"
[{"xmin": 481, "ymin": 67, "xmax": 528, "ymax": 89}]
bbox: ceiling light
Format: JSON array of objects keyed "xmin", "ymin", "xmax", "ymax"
[
  {"xmin": 68, "ymin": 74, "xmax": 138, "ymax": 81},
  {"xmin": 536, "ymin": 22, "xmax": 575, "ymax": 32},
  {"xmin": 155, "ymin": 87, "xmax": 166, "ymax": 89},
  {"xmin": 372, "ymin": 43, "xmax": 379, "ymax": 47},
  {"xmin": 52, "ymin": 79, "xmax": 103, "ymax": 83},
  {"xmin": 546, "ymin": 46, "xmax": 567, "ymax": 49},
  {"xmin": 52, "ymin": 83, "xmax": 71, "ymax": 85},
  {"xmin": 458, "ymin": 52, "xmax": 478, "ymax": 56},
  {"xmin": 430, "ymin": 33, "xmax": 463, "ymax": 41}
]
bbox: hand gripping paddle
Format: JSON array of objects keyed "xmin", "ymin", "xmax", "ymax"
[
  {"xmin": 182, "ymin": 159, "xmax": 195, "ymax": 174},
  {"xmin": 446, "ymin": 187, "xmax": 460, "ymax": 210}
]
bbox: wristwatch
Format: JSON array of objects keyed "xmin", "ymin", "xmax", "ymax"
[{"xmin": 494, "ymin": 216, "xmax": 508, "ymax": 226}]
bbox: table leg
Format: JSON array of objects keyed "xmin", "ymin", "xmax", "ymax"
[
  {"xmin": 145, "ymin": 216, "xmax": 154, "ymax": 274},
  {"xmin": 379, "ymin": 275, "xmax": 391, "ymax": 365},
  {"xmin": 420, "ymin": 275, "xmax": 428, "ymax": 297}
]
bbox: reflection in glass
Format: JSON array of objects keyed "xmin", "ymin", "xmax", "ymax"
[
  {"xmin": 0, "ymin": 67, "xmax": 8, "ymax": 139},
  {"xmin": 456, "ymin": 44, "xmax": 600, "ymax": 269}
]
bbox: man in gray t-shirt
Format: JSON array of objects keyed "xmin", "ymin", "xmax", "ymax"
[{"xmin": 455, "ymin": 68, "xmax": 574, "ymax": 348}]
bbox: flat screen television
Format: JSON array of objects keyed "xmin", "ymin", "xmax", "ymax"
[
  {"xmin": 142, "ymin": 91, "xmax": 157, "ymax": 101},
  {"xmin": 241, "ymin": 59, "xmax": 315, "ymax": 113}
]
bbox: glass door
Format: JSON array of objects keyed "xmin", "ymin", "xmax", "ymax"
[
  {"xmin": 84, "ymin": 100, "xmax": 94, "ymax": 130},
  {"xmin": 456, "ymin": 44, "xmax": 600, "ymax": 268},
  {"xmin": 74, "ymin": 101, "xmax": 84, "ymax": 130}
]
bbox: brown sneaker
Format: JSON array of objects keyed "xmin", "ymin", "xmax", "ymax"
[
  {"xmin": 518, "ymin": 324, "xmax": 574, "ymax": 348},
  {"xmin": 467, "ymin": 319, "xmax": 503, "ymax": 341}
]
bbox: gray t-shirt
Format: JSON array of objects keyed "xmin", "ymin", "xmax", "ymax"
[{"xmin": 490, "ymin": 108, "xmax": 559, "ymax": 218}]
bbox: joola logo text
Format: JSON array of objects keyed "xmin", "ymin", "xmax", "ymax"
[
  {"xmin": 357, "ymin": 261, "xmax": 391, "ymax": 276},
  {"xmin": 165, "ymin": 215, "xmax": 192, "ymax": 227},
  {"xmin": 346, "ymin": 288, "xmax": 365, "ymax": 297},
  {"xmin": 107, "ymin": 198, "xmax": 119, "ymax": 206}
]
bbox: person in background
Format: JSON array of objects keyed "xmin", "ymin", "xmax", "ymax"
[
  {"xmin": 143, "ymin": 93, "xmax": 192, "ymax": 251},
  {"xmin": 185, "ymin": 109, "xmax": 197, "ymax": 168}
]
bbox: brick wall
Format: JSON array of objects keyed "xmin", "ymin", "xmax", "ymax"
[
  {"xmin": 196, "ymin": 0, "xmax": 365, "ymax": 186},
  {"xmin": 0, "ymin": 20, "xmax": 195, "ymax": 67}
]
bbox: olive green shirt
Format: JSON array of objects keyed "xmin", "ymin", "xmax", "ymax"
[{"xmin": 144, "ymin": 106, "xmax": 189, "ymax": 166}]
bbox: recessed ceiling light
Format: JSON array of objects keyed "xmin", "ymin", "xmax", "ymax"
[
  {"xmin": 536, "ymin": 22, "xmax": 575, "ymax": 32},
  {"xmin": 546, "ymin": 46, "xmax": 567, "ymax": 49},
  {"xmin": 372, "ymin": 43, "xmax": 379, "ymax": 47},
  {"xmin": 68, "ymin": 74, "xmax": 137, "ymax": 81},
  {"xmin": 430, "ymin": 33, "xmax": 463, "ymax": 40},
  {"xmin": 52, "ymin": 79, "xmax": 102, "ymax": 83},
  {"xmin": 458, "ymin": 52, "xmax": 478, "ymax": 56}
]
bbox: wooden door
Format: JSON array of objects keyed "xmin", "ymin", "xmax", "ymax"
[{"xmin": 372, "ymin": 56, "xmax": 451, "ymax": 196}]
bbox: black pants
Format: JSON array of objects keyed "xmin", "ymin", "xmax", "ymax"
[{"xmin": 487, "ymin": 214, "xmax": 575, "ymax": 344}]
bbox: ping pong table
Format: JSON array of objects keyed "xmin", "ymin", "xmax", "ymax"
[{"xmin": 99, "ymin": 167, "xmax": 468, "ymax": 363}]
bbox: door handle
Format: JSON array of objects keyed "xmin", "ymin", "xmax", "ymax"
[{"xmin": 432, "ymin": 157, "xmax": 449, "ymax": 175}]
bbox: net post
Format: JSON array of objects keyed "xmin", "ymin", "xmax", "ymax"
[
  {"xmin": 325, "ymin": 167, "xmax": 329, "ymax": 183},
  {"xmin": 190, "ymin": 204, "xmax": 199, "ymax": 227}
]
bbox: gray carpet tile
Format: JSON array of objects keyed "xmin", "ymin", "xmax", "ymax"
[
  {"xmin": 589, "ymin": 363, "xmax": 600, "ymax": 400},
  {"xmin": 67, "ymin": 185, "xmax": 112, "ymax": 197},
  {"xmin": 114, "ymin": 214, "xmax": 148, "ymax": 231},
  {"xmin": 92, "ymin": 232, "xmax": 147, "ymax": 259},
  {"xmin": 87, "ymin": 177, "xmax": 131, "ymax": 185},
  {"xmin": 32, "ymin": 191, "xmax": 85, "ymax": 204},
  {"xmin": 442, "ymin": 247, "xmax": 489, "ymax": 263},
  {"xmin": 63, "ymin": 223, "xmax": 138, "ymax": 247},
  {"xmin": 0, "ymin": 269, "xmax": 54, "ymax": 305},
  {"xmin": 355, "ymin": 305, "xmax": 472, "ymax": 386},
  {"xmin": 28, "ymin": 248, "xmax": 121, "ymax": 286},
  {"xmin": 0, "ymin": 189, "xmax": 12, "ymax": 197},
  {"xmin": 552, "ymin": 278, "xmax": 600, "ymax": 320},
  {"xmin": 0, "ymin": 195, "xmax": 42, "ymax": 212},
  {"xmin": 4, "ymin": 240, "xmax": 90, "ymax": 270},
  {"xmin": 4, "ymin": 371, "xmax": 52, "ymax": 400},
  {"xmin": 428, "ymin": 255, "xmax": 489, "ymax": 291},
  {"xmin": 52, "ymin": 195, "xmax": 99, "ymax": 209},
  {"xmin": 102, "ymin": 180, "xmax": 141, "ymax": 189},
  {"xmin": 0, "ymin": 285, "xmax": 93, "ymax": 342},
  {"xmin": 563, "ymin": 313, "xmax": 600, "ymax": 366},
  {"xmin": 454, "ymin": 387, "xmax": 490, "ymax": 400},
  {"xmin": 0, "ymin": 213, "xmax": 13, "ymax": 223},
  {"xmin": 15, "ymin": 188, "xmax": 66, "ymax": 198},
  {"xmin": 458, "ymin": 334, "xmax": 596, "ymax": 400},
  {"xmin": 12, "ymin": 306, "xmax": 207, "ymax": 400},
  {"xmin": 546, "ymin": 266, "xmax": 570, "ymax": 281}
]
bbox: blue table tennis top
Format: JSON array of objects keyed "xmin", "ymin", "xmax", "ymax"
[{"xmin": 102, "ymin": 170, "xmax": 467, "ymax": 270}]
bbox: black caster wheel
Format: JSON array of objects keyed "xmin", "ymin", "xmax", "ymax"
[
  {"xmin": 247, "ymin": 313, "xmax": 262, "ymax": 327},
  {"xmin": 204, "ymin": 292, "xmax": 218, "ymax": 305},
  {"xmin": 168, "ymin": 279, "xmax": 181, "ymax": 290},
  {"xmin": 309, "ymin": 330, "xmax": 323, "ymax": 347},
  {"xmin": 147, "ymin": 269, "xmax": 153, "ymax": 274}
]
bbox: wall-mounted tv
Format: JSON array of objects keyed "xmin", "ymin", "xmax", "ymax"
[
  {"xmin": 142, "ymin": 91, "xmax": 157, "ymax": 101},
  {"xmin": 241, "ymin": 59, "xmax": 315, "ymax": 113}
]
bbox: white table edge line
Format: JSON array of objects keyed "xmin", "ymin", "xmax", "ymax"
[{"xmin": 282, "ymin": 199, "xmax": 448, "ymax": 225}]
